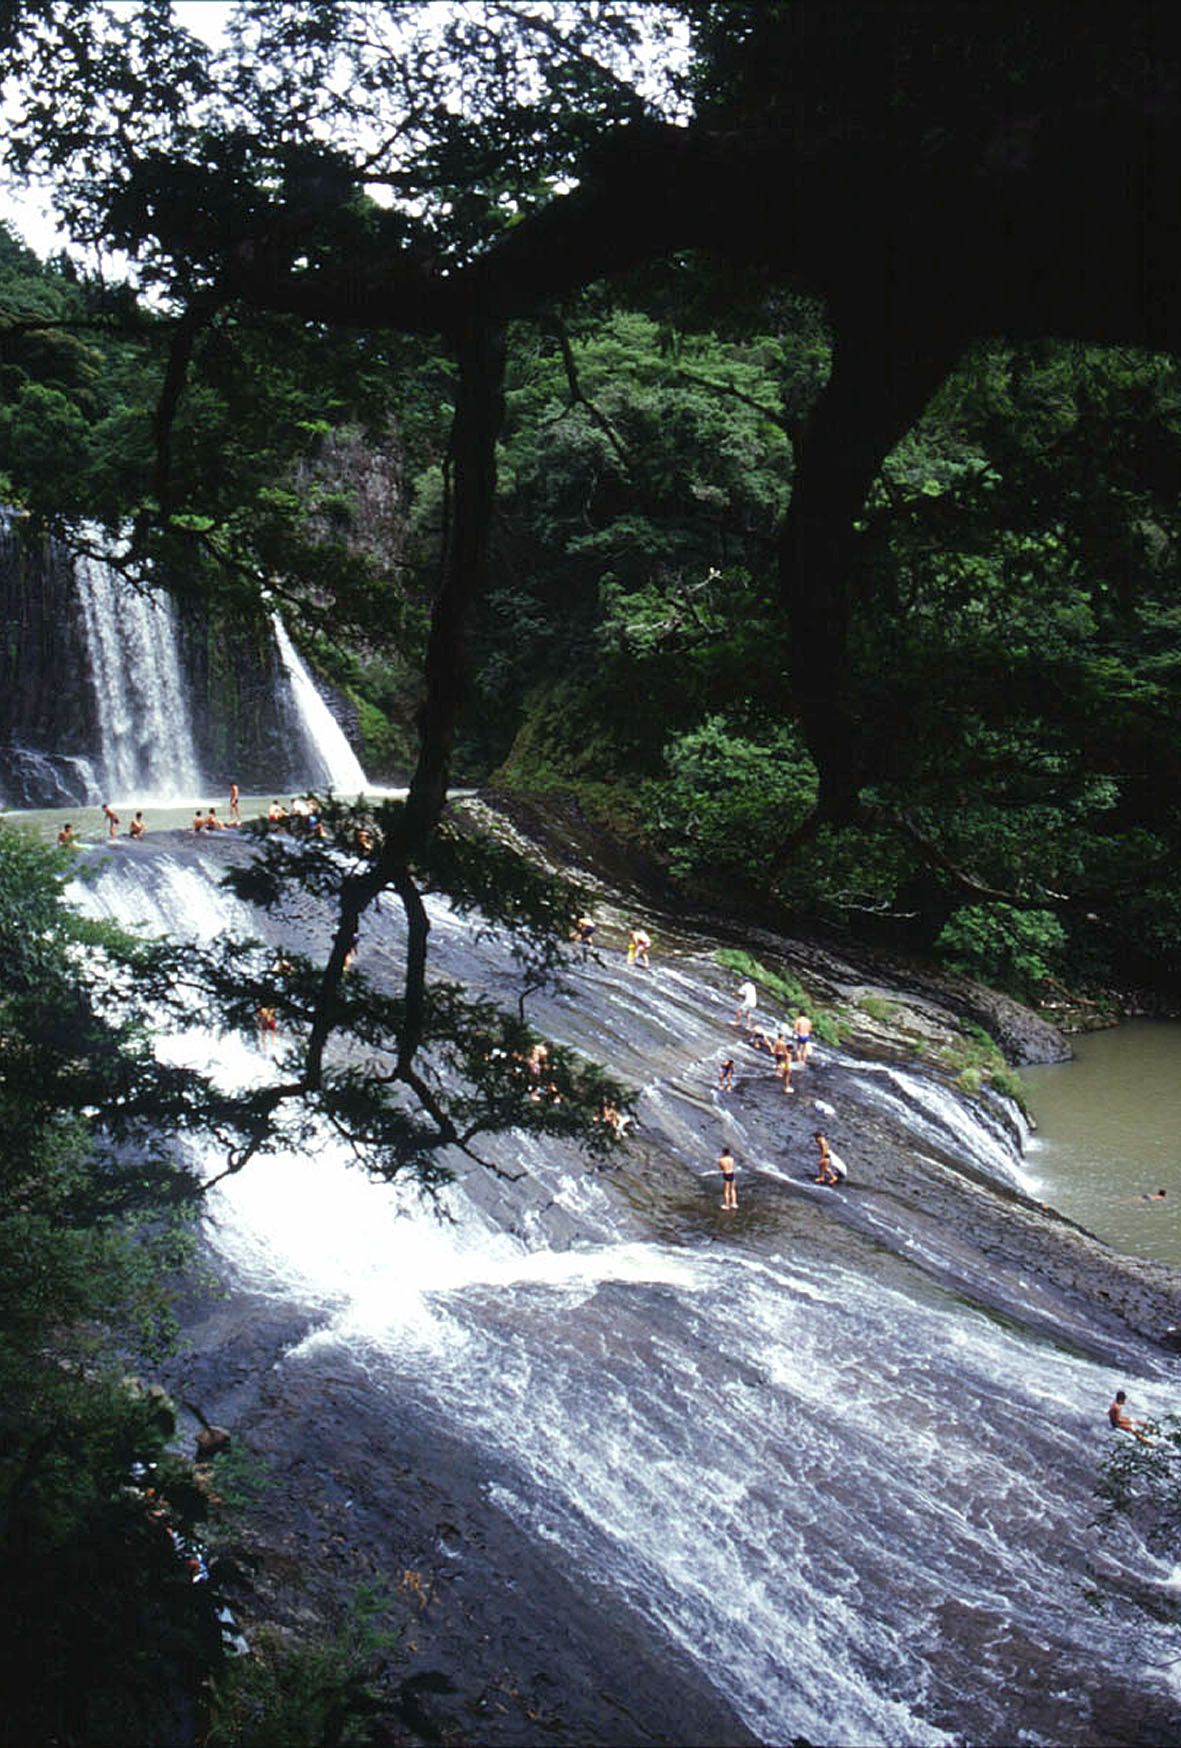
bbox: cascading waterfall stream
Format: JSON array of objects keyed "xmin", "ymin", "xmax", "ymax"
[
  {"xmin": 69, "ymin": 842, "xmax": 1181, "ymax": 1747},
  {"xmin": 0, "ymin": 530, "xmax": 371, "ymax": 807},
  {"xmin": 270, "ymin": 613, "xmax": 368, "ymax": 795},
  {"xmin": 74, "ymin": 554, "xmax": 202, "ymax": 799}
]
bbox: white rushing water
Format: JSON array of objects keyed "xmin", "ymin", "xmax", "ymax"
[
  {"xmin": 74, "ymin": 554, "xmax": 203, "ymax": 800},
  {"xmin": 271, "ymin": 614, "xmax": 368, "ymax": 795},
  {"xmin": 72, "ymin": 847, "xmax": 1181, "ymax": 1747}
]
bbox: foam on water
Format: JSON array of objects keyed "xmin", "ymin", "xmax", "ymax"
[
  {"xmin": 70, "ymin": 842, "xmax": 1181, "ymax": 1746},
  {"xmin": 271, "ymin": 614, "xmax": 368, "ymax": 795},
  {"xmin": 75, "ymin": 554, "xmax": 203, "ymax": 799},
  {"xmin": 847, "ymin": 1060, "xmax": 1035, "ymax": 1192}
]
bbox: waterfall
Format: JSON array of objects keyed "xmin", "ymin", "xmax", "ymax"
[
  {"xmin": 74, "ymin": 554, "xmax": 202, "ymax": 800},
  {"xmin": 68, "ymin": 841, "xmax": 1181, "ymax": 1748},
  {"xmin": 270, "ymin": 615, "xmax": 368, "ymax": 796}
]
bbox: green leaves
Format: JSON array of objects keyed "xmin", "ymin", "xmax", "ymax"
[
  {"xmin": 936, "ymin": 904, "xmax": 1068, "ymax": 999},
  {"xmin": 649, "ymin": 714, "xmax": 816, "ymax": 883}
]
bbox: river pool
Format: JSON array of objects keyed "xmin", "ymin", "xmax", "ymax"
[{"xmin": 1022, "ymin": 1019, "xmax": 1181, "ymax": 1266}]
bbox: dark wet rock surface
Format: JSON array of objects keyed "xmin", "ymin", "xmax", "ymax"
[
  {"xmin": 167, "ymin": 1284, "xmax": 756, "ymax": 1747},
  {"xmin": 77, "ymin": 819, "xmax": 1181, "ymax": 1746}
]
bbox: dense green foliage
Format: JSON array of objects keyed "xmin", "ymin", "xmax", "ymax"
[
  {"xmin": 4, "ymin": 5, "xmax": 1181, "ymax": 1007},
  {"xmin": 475, "ymin": 323, "xmax": 1181, "ymax": 1001},
  {"xmin": 3, "ymin": 7, "xmax": 1181, "ymax": 1736},
  {"xmin": 0, "ymin": 829, "xmax": 224, "ymax": 1746}
]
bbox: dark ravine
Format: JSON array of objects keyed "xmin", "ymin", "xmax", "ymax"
[{"xmin": 68, "ymin": 817, "xmax": 1181, "ymax": 1747}]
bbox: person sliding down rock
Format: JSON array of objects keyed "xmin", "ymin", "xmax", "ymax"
[{"xmin": 814, "ymin": 1131, "xmax": 847, "ymax": 1186}]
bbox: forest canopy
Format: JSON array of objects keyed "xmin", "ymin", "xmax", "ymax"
[
  {"xmin": 3, "ymin": 0, "xmax": 1181, "ymax": 1013},
  {"xmin": 11, "ymin": 12, "xmax": 1181, "ymax": 1740}
]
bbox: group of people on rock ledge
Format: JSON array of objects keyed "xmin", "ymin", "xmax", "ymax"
[
  {"xmin": 54, "ymin": 784, "xmax": 338, "ymax": 846},
  {"xmin": 716, "ymin": 976, "xmax": 843, "ymax": 1208},
  {"xmin": 568, "ymin": 912, "xmax": 849, "ymax": 1213}
]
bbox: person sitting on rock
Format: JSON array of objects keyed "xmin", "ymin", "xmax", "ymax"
[{"xmin": 1107, "ymin": 1389, "xmax": 1150, "ymax": 1441}]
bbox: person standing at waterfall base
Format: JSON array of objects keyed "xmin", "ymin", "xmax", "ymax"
[
  {"xmin": 793, "ymin": 1011, "xmax": 813, "ymax": 1064},
  {"xmin": 229, "ymin": 782, "xmax": 240, "ymax": 823},
  {"xmin": 102, "ymin": 802, "xmax": 119, "ymax": 839},
  {"xmin": 719, "ymin": 1144, "xmax": 738, "ymax": 1209}
]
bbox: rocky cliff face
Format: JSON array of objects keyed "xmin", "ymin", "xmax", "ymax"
[
  {"xmin": 0, "ymin": 521, "xmax": 101, "ymax": 804},
  {"xmin": 175, "ymin": 603, "xmax": 312, "ymax": 794},
  {"xmin": 0, "ymin": 525, "xmax": 362, "ymax": 805}
]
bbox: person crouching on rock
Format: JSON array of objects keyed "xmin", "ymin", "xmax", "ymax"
[{"xmin": 1108, "ymin": 1389, "xmax": 1150, "ymax": 1441}]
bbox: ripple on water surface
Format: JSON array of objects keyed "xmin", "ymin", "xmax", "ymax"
[{"xmin": 1022, "ymin": 1020, "xmax": 1181, "ymax": 1264}]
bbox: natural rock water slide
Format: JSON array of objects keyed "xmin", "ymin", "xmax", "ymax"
[{"xmin": 72, "ymin": 831, "xmax": 1181, "ymax": 1747}]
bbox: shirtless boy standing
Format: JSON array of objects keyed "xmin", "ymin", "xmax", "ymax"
[{"xmin": 719, "ymin": 1145, "xmax": 738, "ymax": 1210}]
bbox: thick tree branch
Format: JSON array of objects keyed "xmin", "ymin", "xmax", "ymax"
[
  {"xmin": 892, "ymin": 811, "xmax": 1074, "ymax": 910},
  {"xmin": 149, "ymin": 288, "xmax": 223, "ymax": 518},
  {"xmin": 301, "ymin": 317, "xmax": 508, "ymax": 1134},
  {"xmin": 545, "ymin": 314, "xmax": 632, "ymax": 468}
]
